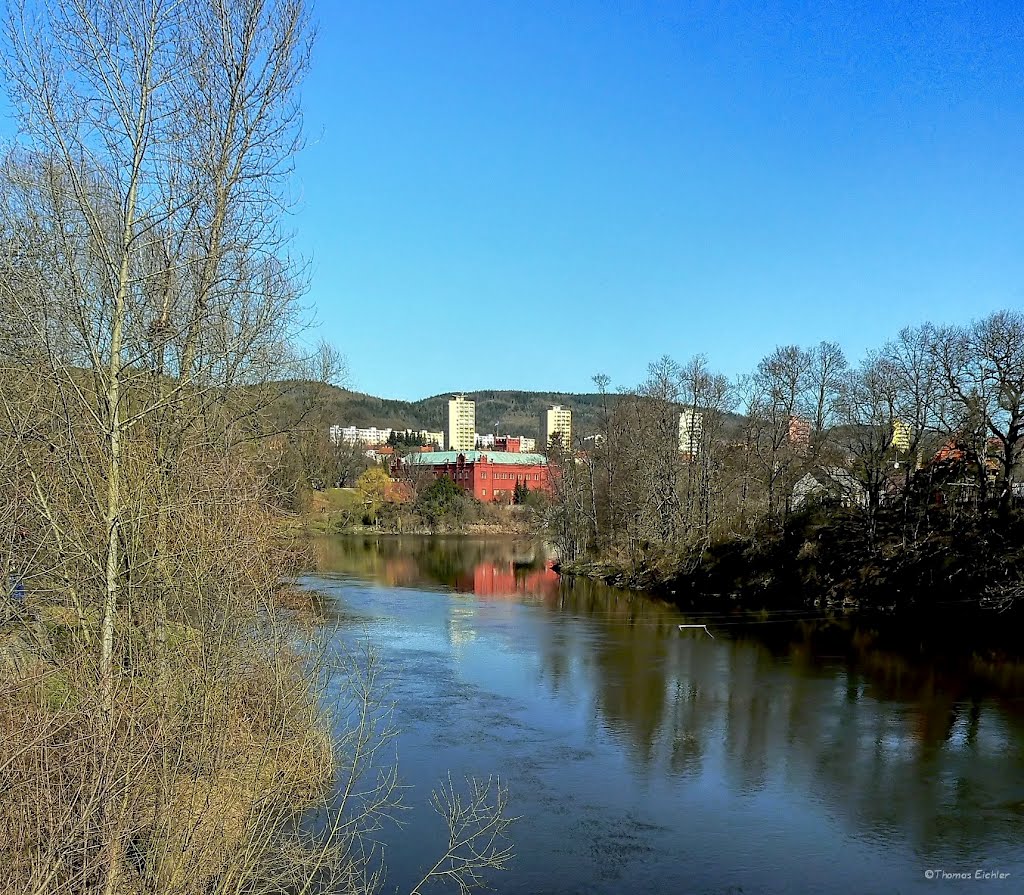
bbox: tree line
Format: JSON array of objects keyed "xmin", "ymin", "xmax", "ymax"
[{"xmin": 546, "ymin": 310, "xmax": 1024, "ymax": 594}]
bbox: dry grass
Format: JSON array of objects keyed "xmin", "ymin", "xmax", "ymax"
[{"xmin": 0, "ymin": 606, "xmax": 337, "ymax": 894}]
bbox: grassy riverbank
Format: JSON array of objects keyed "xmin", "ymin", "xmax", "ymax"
[
  {"xmin": 289, "ymin": 485, "xmax": 538, "ymax": 536},
  {"xmin": 0, "ymin": 493, "xmax": 343, "ymax": 892}
]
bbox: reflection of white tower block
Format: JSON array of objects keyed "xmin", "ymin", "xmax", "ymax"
[{"xmin": 678, "ymin": 624, "xmax": 714, "ymax": 638}]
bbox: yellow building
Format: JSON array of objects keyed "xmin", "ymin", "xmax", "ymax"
[
  {"xmin": 540, "ymin": 404, "xmax": 572, "ymax": 451},
  {"xmin": 891, "ymin": 419, "xmax": 911, "ymax": 453},
  {"xmin": 446, "ymin": 395, "xmax": 476, "ymax": 451}
]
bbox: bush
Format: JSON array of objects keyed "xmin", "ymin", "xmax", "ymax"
[{"xmin": 414, "ymin": 477, "xmax": 468, "ymax": 530}]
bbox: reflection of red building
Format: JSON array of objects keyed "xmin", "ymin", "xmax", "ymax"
[
  {"xmin": 394, "ymin": 450, "xmax": 550, "ymax": 503},
  {"xmin": 382, "ymin": 557, "xmax": 419, "ymax": 586},
  {"xmin": 455, "ymin": 561, "xmax": 561, "ymax": 601}
]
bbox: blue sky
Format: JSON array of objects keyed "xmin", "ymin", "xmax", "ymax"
[{"xmin": 292, "ymin": 1, "xmax": 1023, "ymax": 400}]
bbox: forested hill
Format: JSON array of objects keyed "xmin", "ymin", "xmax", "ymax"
[{"xmin": 272, "ymin": 385, "xmax": 611, "ymax": 440}]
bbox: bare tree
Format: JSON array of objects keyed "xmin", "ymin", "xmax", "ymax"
[
  {"xmin": 807, "ymin": 340, "xmax": 848, "ymax": 439},
  {"xmin": 677, "ymin": 354, "xmax": 733, "ymax": 543},
  {"xmin": 745, "ymin": 345, "xmax": 813, "ymax": 518},
  {"xmin": 0, "ymin": 4, "xmax": 518, "ymax": 888},
  {"xmin": 929, "ymin": 315, "xmax": 1023, "ymax": 511},
  {"xmin": 880, "ymin": 325, "xmax": 941, "ymax": 472},
  {"xmin": 937, "ymin": 311, "xmax": 1024, "ymax": 516},
  {"xmin": 636, "ymin": 355, "xmax": 686, "ymax": 544},
  {"xmin": 543, "ymin": 436, "xmax": 594, "ymax": 564},
  {"xmin": 837, "ymin": 357, "xmax": 900, "ymax": 539}
]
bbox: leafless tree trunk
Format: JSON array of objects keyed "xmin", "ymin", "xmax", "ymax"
[{"xmin": 746, "ymin": 345, "xmax": 812, "ymax": 520}]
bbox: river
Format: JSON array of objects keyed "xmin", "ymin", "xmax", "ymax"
[{"xmin": 303, "ymin": 535, "xmax": 1024, "ymax": 894}]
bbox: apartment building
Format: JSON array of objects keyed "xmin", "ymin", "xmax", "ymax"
[
  {"xmin": 540, "ymin": 405, "xmax": 572, "ymax": 451},
  {"xmin": 447, "ymin": 394, "xmax": 476, "ymax": 452},
  {"xmin": 400, "ymin": 428, "xmax": 444, "ymax": 448},
  {"xmin": 891, "ymin": 419, "xmax": 911, "ymax": 453},
  {"xmin": 678, "ymin": 409, "xmax": 704, "ymax": 456},
  {"xmin": 788, "ymin": 415, "xmax": 812, "ymax": 451},
  {"xmin": 329, "ymin": 425, "xmax": 392, "ymax": 446}
]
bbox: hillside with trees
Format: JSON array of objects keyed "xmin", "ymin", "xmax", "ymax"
[{"xmin": 271, "ymin": 385, "xmax": 614, "ymax": 440}]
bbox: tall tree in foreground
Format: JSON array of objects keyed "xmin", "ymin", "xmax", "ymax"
[
  {"xmin": 3, "ymin": 0, "xmax": 315, "ymax": 723},
  {"xmin": 677, "ymin": 354, "xmax": 733, "ymax": 544},
  {"xmin": 0, "ymin": 2, "xmax": 514, "ymax": 892},
  {"xmin": 0, "ymin": 0, "xmax": 323, "ymax": 889}
]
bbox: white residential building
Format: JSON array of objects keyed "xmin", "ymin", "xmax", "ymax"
[
  {"xmin": 329, "ymin": 425, "xmax": 393, "ymax": 446},
  {"xmin": 400, "ymin": 428, "xmax": 444, "ymax": 448},
  {"xmin": 447, "ymin": 395, "xmax": 476, "ymax": 452},
  {"xmin": 678, "ymin": 409, "xmax": 704, "ymax": 456}
]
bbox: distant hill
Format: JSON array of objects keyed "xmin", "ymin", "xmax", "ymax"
[{"xmin": 275, "ymin": 385, "xmax": 611, "ymax": 441}]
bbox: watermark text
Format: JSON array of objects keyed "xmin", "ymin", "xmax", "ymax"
[{"xmin": 923, "ymin": 869, "xmax": 1011, "ymax": 882}]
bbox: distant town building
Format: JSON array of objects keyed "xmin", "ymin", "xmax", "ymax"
[
  {"xmin": 365, "ymin": 445, "xmax": 396, "ymax": 463},
  {"xmin": 331, "ymin": 425, "xmax": 442, "ymax": 449},
  {"xmin": 787, "ymin": 415, "xmax": 811, "ymax": 451},
  {"xmin": 475, "ymin": 433, "xmax": 496, "ymax": 449},
  {"xmin": 891, "ymin": 419, "xmax": 911, "ymax": 453},
  {"xmin": 479, "ymin": 435, "xmax": 537, "ymax": 453},
  {"xmin": 540, "ymin": 405, "xmax": 572, "ymax": 451},
  {"xmin": 495, "ymin": 435, "xmax": 522, "ymax": 453},
  {"xmin": 793, "ymin": 467, "xmax": 869, "ymax": 510},
  {"xmin": 330, "ymin": 425, "xmax": 392, "ymax": 446},
  {"xmin": 399, "ymin": 428, "xmax": 444, "ymax": 448},
  {"xmin": 678, "ymin": 409, "xmax": 704, "ymax": 457},
  {"xmin": 447, "ymin": 395, "xmax": 476, "ymax": 451},
  {"xmin": 395, "ymin": 450, "xmax": 549, "ymax": 503}
]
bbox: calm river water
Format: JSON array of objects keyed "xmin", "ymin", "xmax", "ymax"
[{"xmin": 304, "ymin": 535, "xmax": 1024, "ymax": 894}]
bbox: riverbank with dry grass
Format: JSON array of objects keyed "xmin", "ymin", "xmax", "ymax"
[
  {"xmin": 0, "ymin": 482, "xmax": 345, "ymax": 894},
  {"xmin": 287, "ymin": 484, "xmax": 538, "ymax": 537}
]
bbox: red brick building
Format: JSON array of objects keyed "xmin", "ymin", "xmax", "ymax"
[
  {"xmin": 393, "ymin": 450, "xmax": 549, "ymax": 502},
  {"xmin": 788, "ymin": 415, "xmax": 811, "ymax": 449}
]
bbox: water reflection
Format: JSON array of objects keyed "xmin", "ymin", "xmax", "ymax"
[{"xmin": 310, "ymin": 535, "xmax": 1024, "ymax": 891}]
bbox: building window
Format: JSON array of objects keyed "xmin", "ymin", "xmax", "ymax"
[{"xmin": 481, "ymin": 489, "xmax": 486, "ymax": 496}]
